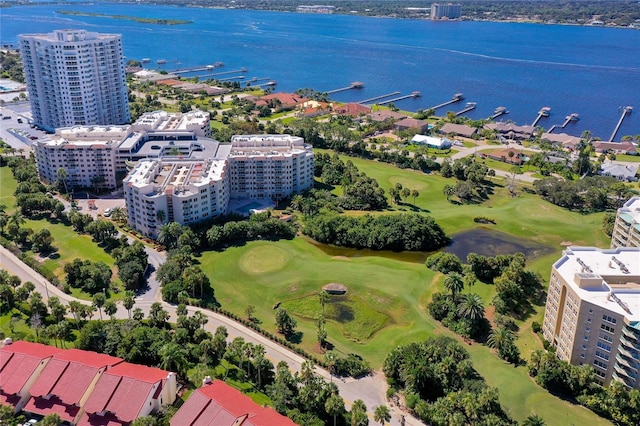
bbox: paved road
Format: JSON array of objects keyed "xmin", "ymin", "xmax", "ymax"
[{"xmin": 0, "ymin": 244, "xmax": 422, "ymax": 425}]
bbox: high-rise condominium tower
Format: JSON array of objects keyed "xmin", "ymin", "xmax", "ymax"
[{"xmin": 19, "ymin": 29, "xmax": 130, "ymax": 131}]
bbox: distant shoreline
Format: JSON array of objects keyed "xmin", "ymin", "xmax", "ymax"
[{"xmin": 55, "ymin": 10, "xmax": 193, "ymax": 25}]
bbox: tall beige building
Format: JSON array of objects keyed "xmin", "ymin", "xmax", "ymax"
[
  {"xmin": 542, "ymin": 247, "xmax": 640, "ymax": 388},
  {"xmin": 611, "ymin": 197, "xmax": 640, "ymax": 248}
]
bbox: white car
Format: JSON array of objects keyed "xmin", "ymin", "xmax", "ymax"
[{"xmin": 103, "ymin": 208, "xmax": 112, "ymax": 217}]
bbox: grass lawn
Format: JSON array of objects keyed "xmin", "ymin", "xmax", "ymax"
[
  {"xmin": 198, "ymin": 151, "xmax": 612, "ymax": 424},
  {"xmin": 0, "ymin": 166, "xmax": 18, "ymax": 212},
  {"xmin": 1, "ymin": 166, "xmax": 122, "ymax": 300}
]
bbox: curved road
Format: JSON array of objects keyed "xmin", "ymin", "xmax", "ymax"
[{"xmin": 0, "ymin": 245, "xmax": 421, "ymax": 425}]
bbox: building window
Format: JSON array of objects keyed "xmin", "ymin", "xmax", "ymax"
[{"xmin": 602, "ymin": 315, "xmax": 617, "ymax": 325}]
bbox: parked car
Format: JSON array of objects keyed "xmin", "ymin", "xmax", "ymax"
[{"xmin": 103, "ymin": 208, "xmax": 112, "ymax": 217}]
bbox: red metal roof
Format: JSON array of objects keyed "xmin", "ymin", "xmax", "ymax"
[
  {"xmin": 78, "ymin": 412, "xmax": 128, "ymax": 426},
  {"xmin": 1, "ymin": 340, "xmax": 63, "ymax": 359},
  {"xmin": 170, "ymin": 380, "xmax": 298, "ymax": 426},
  {"xmin": 83, "ymin": 362, "xmax": 169, "ymax": 423},
  {"xmin": 24, "ymin": 395, "xmax": 80, "ymax": 423}
]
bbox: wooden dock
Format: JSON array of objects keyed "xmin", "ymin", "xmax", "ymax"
[
  {"xmin": 429, "ymin": 93, "xmax": 464, "ymax": 110},
  {"xmin": 326, "ymin": 81, "xmax": 364, "ymax": 94},
  {"xmin": 455, "ymin": 102, "xmax": 477, "ymax": 116},
  {"xmin": 561, "ymin": 113, "xmax": 579, "ymax": 128},
  {"xmin": 378, "ymin": 91, "xmax": 421, "ymax": 105},
  {"xmin": 532, "ymin": 107, "xmax": 551, "ymax": 127},
  {"xmin": 490, "ymin": 106, "xmax": 508, "ymax": 120},
  {"xmin": 193, "ymin": 68, "xmax": 248, "ymax": 79},
  {"xmin": 358, "ymin": 92, "xmax": 400, "ymax": 104},
  {"xmin": 609, "ymin": 106, "xmax": 633, "ymax": 142}
]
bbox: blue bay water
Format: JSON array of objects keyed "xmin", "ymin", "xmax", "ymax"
[{"xmin": 1, "ymin": 3, "xmax": 639, "ymax": 139}]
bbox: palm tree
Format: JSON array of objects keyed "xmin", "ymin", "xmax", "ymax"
[
  {"xmin": 57, "ymin": 167, "xmax": 69, "ymax": 195},
  {"xmin": 199, "ymin": 339, "xmax": 214, "ymax": 365},
  {"xmin": 350, "ymin": 399, "xmax": 368, "ymax": 426},
  {"xmin": 324, "ymin": 350, "xmax": 337, "ymax": 382},
  {"xmin": 487, "ymin": 327, "xmax": 514, "ymax": 352},
  {"xmin": 8, "ymin": 210, "xmax": 25, "ymax": 228},
  {"xmin": 319, "ymin": 290, "xmax": 330, "ymax": 315},
  {"xmin": 159, "ymin": 343, "xmax": 188, "ymax": 376},
  {"xmin": 92, "ymin": 292, "xmax": 106, "ymax": 320},
  {"xmin": 252, "ymin": 344, "xmax": 267, "ymax": 388},
  {"xmin": 522, "ymin": 414, "xmax": 546, "ymax": 426},
  {"xmin": 442, "ymin": 184, "xmax": 455, "ymax": 201},
  {"xmin": 374, "ymin": 405, "xmax": 391, "ymax": 425},
  {"xmin": 325, "ymin": 393, "xmax": 345, "ymax": 426},
  {"xmin": 457, "ymin": 293, "xmax": 485, "ymax": 321},
  {"xmin": 123, "ymin": 291, "xmax": 135, "ymax": 319},
  {"xmin": 444, "ymin": 272, "xmax": 464, "ymax": 300},
  {"xmin": 411, "ymin": 190, "xmax": 419, "ymax": 205}
]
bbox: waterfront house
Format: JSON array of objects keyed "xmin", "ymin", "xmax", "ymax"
[
  {"xmin": 593, "ymin": 141, "xmax": 638, "ymax": 155},
  {"xmin": 256, "ymin": 92, "xmax": 309, "ymax": 110},
  {"xmin": 367, "ymin": 110, "xmax": 406, "ymax": 123},
  {"xmin": 600, "ymin": 163, "xmax": 639, "ymax": 182},
  {"xmin": 334, "ymin": 103, "xmax": 371, "ymax": 118},
  {"xmin": 439, "ymin": 122, "xmax": 477, "ymax": 138},
  {"xmin": 395, "ymin": 117, "xmax": 429, "ymax": 132},
  {"xmin": 540, "ymin": 132, "xmax": 582, "ymax": 148},
  {"xmin": 484, "ymin": 122, "xmax": 534, "ymax": 140}
]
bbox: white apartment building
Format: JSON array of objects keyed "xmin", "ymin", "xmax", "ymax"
[
  {"xmin": 19, "ymin": 29, "xmax": 130, "ymax": 131},
  {"xmin": 611, "ymin": 197, "xmax": 640, "ymax": 248},
  {"xmin": 542, "ymin": 247, "xmax": 640, "ymax": 388},
  {"xmin": 430, "ymin": 3, "xmax": 462, "ymax": 19},
  {"xmin": 124, "ymin": 159, "xmax": 229, "ymax": 238},
  {"xmin": 122, "ymin": 135, "xmax": 314, "ymax": 237},
  {"xmin": 228, "ymin": 135, "xmax": 314, "ymax": 200},
  {"xmin": 33, "ymin": 111, "xmax": 214, "ymax": 190}
]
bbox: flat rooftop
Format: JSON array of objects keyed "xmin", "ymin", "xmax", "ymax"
[
  {"xmin": 618, "ymin": 196, "xmax": 640, "ymax": 224},
  {"xmin": 555, "ymin": 247, "xmax": 640, "ymax": 321},
  {"xmin": 126, "ymin": 159, "xmax": 227, "ymax": 196}
]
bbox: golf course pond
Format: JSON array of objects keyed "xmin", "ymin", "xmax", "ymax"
[{"xmin": 310, "ymin": 227, "xmax": 554, "ymax": 263}]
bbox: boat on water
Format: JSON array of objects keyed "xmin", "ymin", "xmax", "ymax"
[{"xmin": 539, "ymin": 107, "xmax": 551, "ymax": 116}]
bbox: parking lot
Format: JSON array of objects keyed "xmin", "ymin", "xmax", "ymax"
[{"xmin": 0, "ymin": 102, "xmax": 50, "ymax": 151}]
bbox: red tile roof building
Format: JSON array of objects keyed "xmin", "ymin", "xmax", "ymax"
[
  {"xmin": 79, "ymin": 363, "xmax": 177, "ymax": 426},
  {"xmin": 0, "ymin": 341, "xmax": 63, "ymax": 412},
  {"xmin": 256, "ymin": 93, "xmax": 309, "ymax": 110},
  {"xmin": 334, "ymin": 103, "xmax": 371, "ymax": 118},
  {"xmin": 395, "ymin": 117, "xmax": 429, "ymax": 132},
  {"xmin": 24, "ymin": 349, "xmax": 123, "ymax": 423},
  {"xmin": 170, "ymin": 380, "xmax": 298, "ymax": 426},
  {"xmin": 1, "ymin": 341, "xmax": 177, "ymax": 425}
]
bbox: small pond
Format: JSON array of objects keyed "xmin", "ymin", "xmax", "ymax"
[
  {"xmin": 444, "ymin": 228, "xmax": 555, "ymax": 260},
  {"xmin": 309, "ymin": 228, "xmax": 555, "ymax": 263}
]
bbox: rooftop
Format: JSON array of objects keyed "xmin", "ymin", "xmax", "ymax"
[
  {"xmin": 554, "ymin": 247, "xmax": 640, "ymax": 321},
  {"xmin": 1, "ymin": 341, "xmax": 63, "ymax": 396},
  {"xmin": 170, "ymin": 380, "xmax": 297, "ymax": 426},
  {"xmin": 618, "ymin": 196, "xmax": 640, "ymax": 224}
]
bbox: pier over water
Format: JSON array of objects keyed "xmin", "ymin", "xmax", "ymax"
[
  {"xmin": 532, "ymin": 107, "xmax": 551, "ymax": 127},
  {"xmin": 430, "ymin": 93, "xmax": 464, "ymax": 110},
  {"xmin": 609, "ymin": 106, "xmax": 633, "ymax": 142}
]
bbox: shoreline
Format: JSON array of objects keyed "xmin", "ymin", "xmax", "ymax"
[{"xmin": 2, "ymin": 1, "xmax": 639, "ymax": 29}]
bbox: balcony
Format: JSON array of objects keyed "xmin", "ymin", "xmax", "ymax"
[
  {"xmin": 622, "ymin": 327, "xmax": 640, "ymax": 343},
  {"xmin": 621, "ymin": 335, "xmax": 640, "ymax": 352},
  {"xmin": 617, "ymin": 345, "xmax": 639, "ymax": 361},
  {"xmin": 612, "ymin": 371, "xmax": 636, "ymax": 388},
  {"xmin": 616, "ymin": 353, "xmax": 638, "ymax": 372}
]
